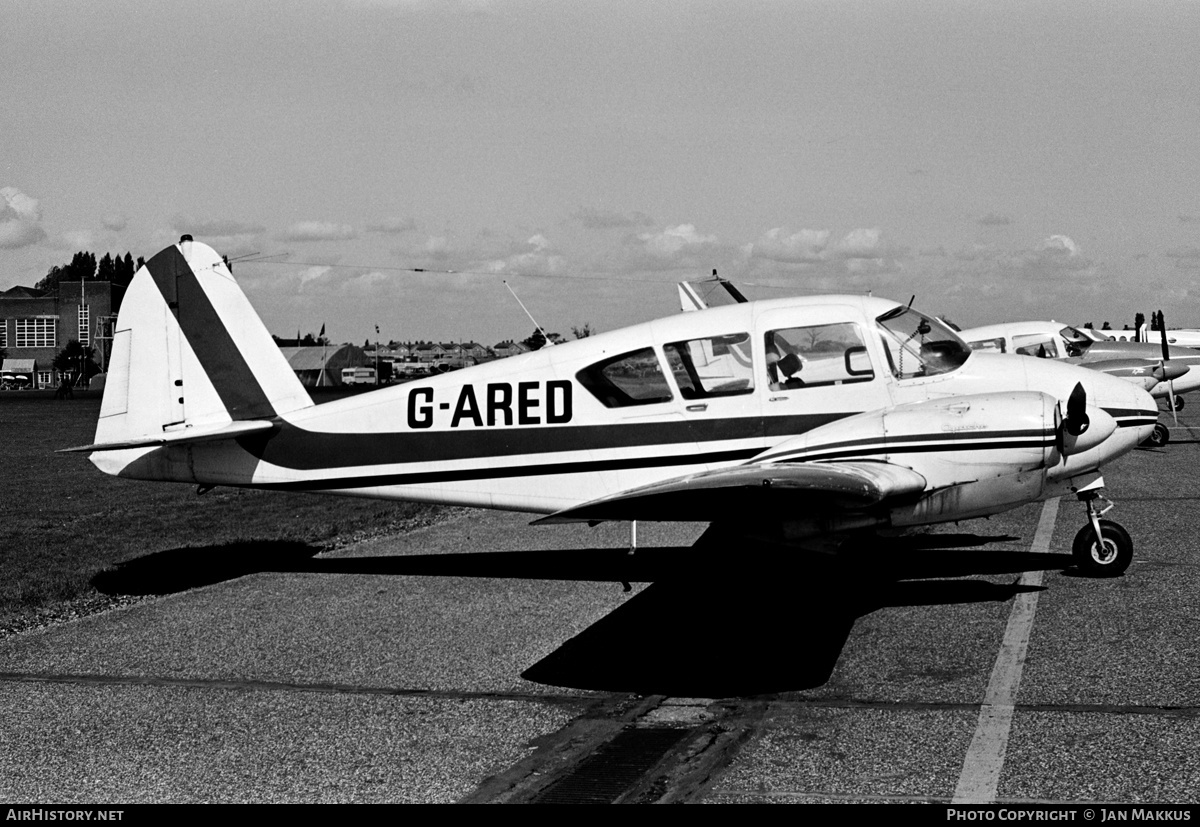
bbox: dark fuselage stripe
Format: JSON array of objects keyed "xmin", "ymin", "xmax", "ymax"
[
  {"xmin": 243, "ymin": 406, "xmax": 1155, "ymax": 473},
  {"xmin": 242, "ymin": 411, "xmax": 851, "ymax": 470},
  {"xmin": 774, "ymin": 438, "xmax": 1056, "ymax": 464},
  {"xmin": 256, "ymin": 448, "xmax": 763, "ymax": 491},
  {"xmin": 143, "ymin": 245, "xmax": 277, "ymax": 420},
  {"xmin": 251, "ymin": 432, "xmax": 1058, "ymax": 491}
]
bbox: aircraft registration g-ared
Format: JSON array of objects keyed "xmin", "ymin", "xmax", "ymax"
[{"xmin": 68, "ymin": 237, "xmax": 1160, "ymax": 577}]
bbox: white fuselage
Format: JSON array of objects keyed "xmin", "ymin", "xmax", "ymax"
[{"xmin": 97, "ymin": 296, "xmax": 1156, "ymax": 522}]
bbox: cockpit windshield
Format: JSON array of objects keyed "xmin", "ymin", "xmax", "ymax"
[
  {"xmin": 875, "ymin": 306, "xmax": 971, "ymax": 379},
  {"xmin": 1058, "ymin": 326, "xmax": 1095, "ymax": 357}
]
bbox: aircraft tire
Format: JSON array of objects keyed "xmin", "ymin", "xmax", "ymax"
[
  {"xmin": 1174, "ymin": 396, "xmax": 1186, "ymax": 411},
  {"xmin": 1141, "ymin": 423, "xmax": 1169, "ymax": 448},
  {"xmin": 1072, "ymin": 520, "xmax": 1133, "ymax": 578}
]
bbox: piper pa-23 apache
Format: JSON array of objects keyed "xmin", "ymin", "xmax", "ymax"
[
  {"xmin": 67, "ymin": 237, "xmax": 1159, "ymax": 577},
  {"xmin": 961, "ymin": 318, "xmax": 1200, "ymax": 447}
]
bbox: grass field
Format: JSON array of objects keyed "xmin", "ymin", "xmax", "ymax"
[{"xmin": 0, "ymin": 395, "xmax": 445, "ymax": 631}]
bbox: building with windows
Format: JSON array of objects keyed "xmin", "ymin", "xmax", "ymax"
[{"xmin": 0, "ymin": 281, "xmax": 115, "ymax": 388}]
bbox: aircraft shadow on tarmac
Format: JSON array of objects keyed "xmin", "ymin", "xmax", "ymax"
[{"xmin": 93, "ymin": 532, "xmax": 1072, "ymax": 697}]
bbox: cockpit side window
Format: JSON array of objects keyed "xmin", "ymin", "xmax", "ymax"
[
  {"xmin": 1013, "ymin": 334, "xmax": 1059, "ymax": 358},
  {"xmin": 764, "ymin": 322, "xmax": 875, "ymax": 390},
  {"xmin": 664, "ymin": 333, "xmax": 755, "ymax": 398},
  {"xmin": 875, "ymin": 307, "xmax": 971, "ymax": 379},
  {"xmin": 1058, "ymin": 327, "xmax": 1092, "ymax": 357},
  {"xmin": 576, "ymin": 347, "xmax": 673, "ymax": 407}
]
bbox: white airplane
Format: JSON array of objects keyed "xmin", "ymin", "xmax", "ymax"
[
  {"xmin": 67, "ymin": 237, "xmax": 1159, "ymax": 577},
  {"xmin": 960, "ymin": 319, "xmax": 1199, "ymax": 447}
]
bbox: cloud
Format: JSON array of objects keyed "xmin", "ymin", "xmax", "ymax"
[
  {"xmin": 747, "ymin": 228, "xmax": 830, "ymax": 264},
  {"xmin": 277, "ymin": 221, "xmax": 359, "ymax": 242},
  {"xmin": 389, "ymin": 234, "xmax": 454, "ymax": 263},
  {"xmin": 947, "ymin": 234, "xmax": 1095, "ymax": 288},
  {"xmin": 979, "ymin": 213, "xmax": 1012, "ymax": 226},
  {"xmin": 638, "ymin": 224, "xmax": 718, "ymax": 258},
  {"xmin": 0, "ymin": 186, "xmax": 47, "ymax": 249},
  {"xmin": 746, "ymin": 227, "xmax": 898, "ymax": 268},
  {"xmin": 482, "ymin": 234, "xmax": 567, "ymax": 276},
  {"xmin": 1165, "ymin": 246, "xmax": 1200, "ymax": 269},
  {"xmin": 367, "ymin": 216, "xmax": 418, "ymax": 234},
  {"xmin": 1179, "ymin": 215, "xmax": 1200, "ymax": 224},
  {"xmin": 572, "ymin": 207, "xmax": 655, "ymax": 230},
  {"xmin": 829, "ymin": 228, "xmax": 887, "ymax": 260},
  {"xmin": 62, "ymin": 230, "xmax": 98, "ymax": 249},
  {"xmin": 101, "ymin": 214, "xmax": 128, "ymax": 231},
  {"xmin": 1038, "ymin": 234, "xmax": 1082, "ymax": 259},
  {"xmin": 172, "ymin": 216, "xmax": 266, "ymax": 237}
]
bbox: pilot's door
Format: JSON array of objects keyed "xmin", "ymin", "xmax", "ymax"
[
  {"xmin": 754, "ymin": 308, "xmax": 892, "ymax": 432},
  {"xmin": 661, "ymin": 330, "xmax": 766, "ymax": 461}
]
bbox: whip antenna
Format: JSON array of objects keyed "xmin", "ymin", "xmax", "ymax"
[{"xmin": 503, "ymin": 280, "xmax": 555, "ymax": 347}]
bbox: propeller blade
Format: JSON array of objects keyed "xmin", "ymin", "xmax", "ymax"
[
  {"xmin": 1159, "ymin": 309, "xmax": 1170, "ymax": 362},
  {"xmin": 1065, "ymin": 381, "xmax": 1090, "ymax": 437}
]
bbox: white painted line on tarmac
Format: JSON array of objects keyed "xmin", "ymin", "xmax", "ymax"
[{"xmin": 952, "ymin": 497, "xmax": 1059, "ymax": 805}]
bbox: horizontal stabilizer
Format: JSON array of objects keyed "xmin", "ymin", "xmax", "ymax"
[
  {"xmin": 534, "ymin": 460, "xmax": 927, "ymax": 524},
  {"xmin": 60, "ymin": 419, "xmax": 276, "ymax": 453}
]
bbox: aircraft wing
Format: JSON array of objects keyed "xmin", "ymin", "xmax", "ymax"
[{"xmin": 533, "ymin": 460, "xmax": 927, "ymax": 524}]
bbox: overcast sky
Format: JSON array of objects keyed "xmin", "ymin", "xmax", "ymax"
[{"xmin": 3, "ymin": 0, "xmax": 1199, "ymax": 345}]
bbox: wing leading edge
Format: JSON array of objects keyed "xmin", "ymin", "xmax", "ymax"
[{"xmin": 533, "ymin": 460, "xmax": 927, "ymax": 524}]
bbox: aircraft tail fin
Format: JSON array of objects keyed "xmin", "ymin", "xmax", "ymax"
[{"xmin": 90, "ymin": 237, "xmax": 313, "ymax": 458}]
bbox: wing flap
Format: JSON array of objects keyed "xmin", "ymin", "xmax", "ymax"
[{"xmin": 534, "ymin": 460, "xmax": 927, "ymax": 524}]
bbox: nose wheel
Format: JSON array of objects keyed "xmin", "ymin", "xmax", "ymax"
[
  {"xmin": 1141, "ymin": 422, "xmax": 1169, "ymax": 448},
  {"xmin": 1072, "ymin": 492, "xmax": 1132, "ymax": 577}
]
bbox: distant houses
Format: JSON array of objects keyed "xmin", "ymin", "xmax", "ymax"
[
  {"xmin": 0, "ymin": 268, "xmax": 542, "ymax": 392},
  {"xmin": 274, "ymin": 339, "xmax": 534, "ymax": 386}
]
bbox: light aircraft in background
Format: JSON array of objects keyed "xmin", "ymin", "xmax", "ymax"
[
  {"xmin": 67, "ymin": 237, "xmax": 1159, "ymax": 577},
  {"xmin": 960, "ymin": 318, "xmax": 1199, "ymax": 447}
]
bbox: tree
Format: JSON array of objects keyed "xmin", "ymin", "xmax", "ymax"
[
  {"xmin": 52, "ymin": 339, "xmax": 101, "ymax": 383},
  {"xmin": 97, "ymin": 253, "xmax": 115, "ymax": 283},
  {"xmin": 522, "ymin": 329, "xmax": 566, "ymax": 351},
  {"xmin": 35, "ymin": 251, "xmax": 99, "ymax": 293},
  {"xmin": 571, "ymin": 323, "xmax": 596, "ymax": 339}
]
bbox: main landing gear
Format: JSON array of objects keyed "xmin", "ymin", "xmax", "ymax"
[{"xmin": 1072, "ymin": 490, "xmax": 1133, "ymax": 577}]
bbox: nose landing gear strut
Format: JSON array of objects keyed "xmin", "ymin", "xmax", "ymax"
[{"xmin": 1072, "ymin": 490, "xmax": 1133, "ymax": 577}]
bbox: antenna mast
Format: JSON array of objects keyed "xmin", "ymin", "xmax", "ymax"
[{"xmin": 504, "ymin": 280, "xmax": 554, "ymax": 347}]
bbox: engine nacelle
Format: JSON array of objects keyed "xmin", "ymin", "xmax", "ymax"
[{"xmin": 763, "ymin": 392, "xmax": 1057, "ymax": 486}]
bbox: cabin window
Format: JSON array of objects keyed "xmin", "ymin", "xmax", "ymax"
[
  {"xmin": 969, "ymin": 337, "xmax": 1006, "ymax": 353},
  {"xmin": 875, "ymin": 307, "xmax": 970, "ymax": 379},
  {"xmin": 664, "ymin": 333, "xmax": 755, "ymax": 398},
  {"xmin": 576, "ymin": 347, "xmax": 673, "ymax": 407},
  {"xmin": 1012, "ymin": 334, "xmax": 1059, "ymax": 358},
  {"xmin": 764, "ymin": 322, "xmax": 875, "ymax": 390}
]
